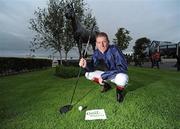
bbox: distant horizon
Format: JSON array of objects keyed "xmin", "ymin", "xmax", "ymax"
[
  {"xmin": 0, "ymin": 48, "xmax": 79, "ymax": 59},
  {"xmin": 0, "ymin": 45, "xmax": 134, "ymax": 59}
]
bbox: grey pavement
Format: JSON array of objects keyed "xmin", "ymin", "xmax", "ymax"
[{"xmin": 130, "ymin": 59, "xmax": 178, "ymax": 71}]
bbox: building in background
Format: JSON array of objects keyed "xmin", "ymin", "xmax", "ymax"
[{"xmin": 145, "ymin": 40, "xmax": 180, "ymax": 58}]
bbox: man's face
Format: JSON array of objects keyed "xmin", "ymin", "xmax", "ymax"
[{"xmin": 96, "ymin": 36, "xmax": 109, "ymax": 53}]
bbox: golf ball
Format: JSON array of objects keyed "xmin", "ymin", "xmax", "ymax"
[{"xmin": 78, "ymin": 106, "xmax": 83, "ymax": 111}]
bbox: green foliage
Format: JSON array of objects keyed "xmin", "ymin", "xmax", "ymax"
[
  {"xmin": 113, "ymin": 27, "xmax": 132, "ymax": 50},
  {"xmin": 63, "ymin": 19, "xmax": 74, "ymax": 61},
  {"xmin": 83, "ymin": 11, "xmax": 99, "ymax": 31},
  {"xmin": 133, "ymin": 37, "xmax": 151, "ymax": 56},
  {"xmin": 29, "ymin": 0, "xmax": 65, "ymax": 50},
  {"xmin": 55, "ymin": 65, "xmax": 83, "ymax": 78}
]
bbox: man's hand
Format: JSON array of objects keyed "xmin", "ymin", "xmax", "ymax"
[{"xmin": 79, "ymin": 58, "xmax": 87, "ymax": 68}]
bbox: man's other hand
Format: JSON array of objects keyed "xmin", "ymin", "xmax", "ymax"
[{"xmin": 79, "ymin": 58, "xmax": 87, "ymax": 68}]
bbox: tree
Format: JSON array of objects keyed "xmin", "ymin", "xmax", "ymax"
[
  {"xmin": 63, "ymin": 19, "xmax": 74, "ymax": 61},
  {"xmin": 113, "ymin": 27, "xmax": 132, "ymax": 50},
  {"xmin": 133, "ymin": 37, "xmax": 151, "ymax": 66},
  {"xmin": 83, "ymin": 11, "xmax": 99, "ymax": 31},
  {"xmin": 133, "ymin": 37, "xmax": 151, "ymax": 56},
  {"xmin": 29, "ymin": 0, "xmax": 65, "ymax": 64}
]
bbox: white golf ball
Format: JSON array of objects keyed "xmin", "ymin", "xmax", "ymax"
[{"xmin": 78, "ymin": 106, "xmax": 83, "ymax": 111}]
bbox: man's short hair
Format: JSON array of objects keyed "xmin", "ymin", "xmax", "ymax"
[{"xmin": 96, "ymin": 32, "xmax": 109, "ymax": 42}]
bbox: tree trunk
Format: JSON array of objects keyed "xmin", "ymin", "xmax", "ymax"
[
  {"xmin": 65, "ymin": 52, "xmax": 68, "ymax": 62},
  {"xmin": 59, "ymin": 50, "xmax": 63, "ymax": 65}
]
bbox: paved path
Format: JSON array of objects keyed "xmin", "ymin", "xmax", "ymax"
[{"xmin": 130, "ymin": 61, "xmax": 178, "ymax": 71}]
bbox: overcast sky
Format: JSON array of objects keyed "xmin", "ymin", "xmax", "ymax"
[{"xmin": 0, "ymin": 0, "xmax": 179, "ymax": 55}]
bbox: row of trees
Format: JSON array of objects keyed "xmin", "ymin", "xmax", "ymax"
[{"xmin": 29, "ymin": 0, "xmax": 151, "ymax": 64}]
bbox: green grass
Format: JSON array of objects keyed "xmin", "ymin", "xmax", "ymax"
[{"xmin": 0, "ymin": 67, "xmax": 179, "ymax": 129}]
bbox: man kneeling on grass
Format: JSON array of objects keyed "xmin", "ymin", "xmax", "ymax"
[{"xmin": 79, "ymin": 32, "xmax": 129, "ymax": 102}]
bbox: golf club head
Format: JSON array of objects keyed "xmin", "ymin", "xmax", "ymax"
[{"xmin": 59, "ymin": 105, "xmax": 73, "ymax": 114}]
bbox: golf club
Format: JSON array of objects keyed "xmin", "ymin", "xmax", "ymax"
[{"xmin": 59, "ymin": 23, "xmax": 96, "ymax": 114}]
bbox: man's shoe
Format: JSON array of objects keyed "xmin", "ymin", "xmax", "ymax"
[
  {"xmin": 116, "ymin": 89, "xmax": 124, "ymax": 102},
  {"xmin": 100, "ymin": 83, "xmax": 111, "ymax": 93}
]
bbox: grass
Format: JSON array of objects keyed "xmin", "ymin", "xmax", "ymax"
[{"xmin": 0, "ymin": 67, "xmax": 179, "ymax": 129}]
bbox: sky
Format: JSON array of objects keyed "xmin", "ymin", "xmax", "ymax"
[{"xmin": 0, "ymin": 0, "xmax": 179, "ymax": 57}]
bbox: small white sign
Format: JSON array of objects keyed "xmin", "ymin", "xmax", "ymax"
[{"xmin": 85, "ymin": 109, "xmax": 107, "ymax": 120}]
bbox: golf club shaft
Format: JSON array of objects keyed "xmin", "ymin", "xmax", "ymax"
[
  {"xmin": 69, "ymin": 23, "xmax": 96, "ymax": 105},
  {"xmin": 70, "ymin": 67, "xmax": 82, "ymax": 104}
]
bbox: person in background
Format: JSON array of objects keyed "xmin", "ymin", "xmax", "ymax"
[
  {"xmin": 154, "ymin": 51, "xmax": 160, "ymax": 69},
  {"xmin": 150, "ymin": 53, "xmax": 155, "ymax": 68}
]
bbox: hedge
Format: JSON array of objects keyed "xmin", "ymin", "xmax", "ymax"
[{"xmin": 0, "ymin": 57, "xmax": 52, "ymax": 76}]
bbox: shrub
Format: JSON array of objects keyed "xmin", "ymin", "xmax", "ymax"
[{"xmin": 55, "ymin": 65, "xmax": 84, "ymax": 78}]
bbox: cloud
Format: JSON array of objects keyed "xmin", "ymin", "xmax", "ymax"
[
  {"xmin": 87, "ymin": 0, "xmax": 180, "ymax": 51},
  {"xmin": 0, "ymin": 31, "xmax": 28, "ymax": 50},
  {"xmin": 0, "ymin": 0, "xmax": 179, "ymax": 54},
  {"xmin": 0, "ymin": 0, "xmax": 47, "ymax": 51}
]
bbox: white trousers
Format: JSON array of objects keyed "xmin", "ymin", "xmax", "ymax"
[{"xmin": 85, "ymin": 70, "xmax": 128, "ymax": 87}]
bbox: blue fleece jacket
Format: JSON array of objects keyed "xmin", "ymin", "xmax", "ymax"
[{"xmin": 85, "ymin": 45, "xmax": 128, "ymax": 80}]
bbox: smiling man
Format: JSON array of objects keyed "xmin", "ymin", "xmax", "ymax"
[{"xmin": 79, "ymin": 32, "xmax": 128, "ymax": 102}]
